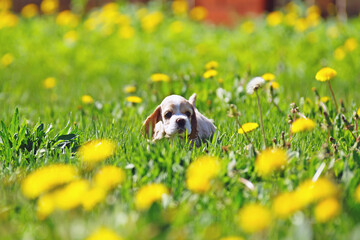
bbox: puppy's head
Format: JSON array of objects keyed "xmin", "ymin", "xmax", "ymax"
[{"xmin": 142, "ymin": 94, "xmax": 198, "ymax": 140}]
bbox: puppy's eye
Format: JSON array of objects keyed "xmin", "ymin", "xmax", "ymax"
[
  {"xmin": 185, "ymin": 111, "xmax": 191, "ymax": 117},
  {"xmin": 165, "ymin": 112, "xmax": 172, "ymax": 119}
]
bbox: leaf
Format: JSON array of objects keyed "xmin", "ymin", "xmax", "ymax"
[
  {"xmin": 9, "ymin": 108, "xmax": 19, "ymax": 137},
  {"xmin": 0, "ymin": 121, "xmax": 11, "ymax": 148},
  {"xmin": 56, "ymin": 134, "xmax": 77, "ymax": 141}
]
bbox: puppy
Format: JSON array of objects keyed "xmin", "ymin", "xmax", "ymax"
[{"xmin": 142, "ymin": 93, "xmax": 216, "ymax": 143}]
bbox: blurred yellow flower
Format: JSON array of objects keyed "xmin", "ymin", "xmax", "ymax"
[
  {"xmin": 237, "ymin": 203, "xmax": 271, "ymax": 233},
  {"xmin": 151, "ymin": 73, "xmax": 170, "ymax": 82},
  {"xmin": 0, "ymin": 12, "xmax": 18, "ymax": 29},
  {"xmin": 262, "ymin": 73, "xmax": 275, "ymax": 81},
  {"xmin": 320, "ymin": 96, "xmax": 330, "ymax": 103},
  {"xmin": 86, "ymin": 227, "xmax": 123, "ymax": 240},
  {"xmin": 255, "ymin": 148, "xmax": 287, "ymax": 176},
  {"xmin": 270, "ymin": 81, "xmax": 280, "ymax": 89},
  {"xmin": 220, "ymin": 237, "xmax": 244, "ymax": 240},
  {"xmin": 1, "ymin": 53, "xmax": 14, "ymax": 67},
  {"xmin": 81, "ymin": 95, "xmax": 94, "ymax": 104},
  {"xmin": 307, "ymin": 5, "xmax": 321, "ymax": 15},
  {"xmin": 203, "ymin": 69, "xmax": 218, "ymax": 79},
  {"xmin": 241, "ymin": 20, "xmax": 255, "ymax": 34},
  {"xmin": 21, "ymin": 164, "xmax": 77, "ymax": 199},
  {"xmin": 315, "ymin": 67, "xmax": 337, "ymax": 81},
  {"xmin": 291, "ymin": 118, "xmax": 316, "ymax": 133},
  {"xmin": 315, "ymin": 197, "xmax": 340, "ymax": 223},
  {"xmin": 169, "ymin": 21, "xmax": 184, "ymax": 34},
  {"xmin": 266, "ymin": 11, "xmax": 283, "ymax": 26},
  {"xmin": 357, "ymin": 107, "xmax": 360, "ymax": 116},
  {"xmin": 37, "ymin": 193, "xmax": 55, "ymax": 220},
  {"xmin": 43, "ymin": 77, "xmax": 56, "ymax": 89},
  {"xmin": 126, "ymin": 96, "xmax": 142, "ymax": 103},
  {"xmin": 306, "ymin": 12, "xmax": 320, "ymax": 27},
  {"xmin": 284, "ymin": 12, "xmax": 297, "ymax": 26},
  {"xmin": 354, "ymin": 184, "xmax": 360, "ymax": 202},
  {"xmin": 119, "ymin": 25, "xmax": 135, "ymax": 39},
  {"xmin": 0, "ymin": 0, "xmax": 11, "ymax": 11},
  {"xmin": 78, "ymin": 139, "xmax": 116, "ymax": 163},
  {"xmin": 186, "ymin": 156, "xmax": 220, "ymax": 193},
  {"xmin": 334, "ymin": 47, "xmax": 346, "ymax": 61},
  {"xmin": 294, "ymin": 18, "xmax": 308, "ymax": 32},
  {"xmin": 238, "ymin": 122, "xmax": 259, "ymax": 134},
  {"xmin": 135, "ymin": 183, "xmax": 169, "ymax": 210},
  {"xmin": 172, "ymin": 0, "xmax": 188, "ymax": 15},
  {"xmin": 41, "ymin": 0, "xmax": 59, "ymax": 14},
  {"xmin": 124, "ymin": 85, "xmax": 136, "ymax": 93},
  {"xmin": 21, "ymin": 4, "xmax": 39, "ymax": 18},
  {"xmin": 54, "ymin": 179, "xmax": 90, "ymax": 210},
  {"xmin": 95, "ymin": 166, "xmax": 125, "ymax": 190},
  {"xmin": 190, "ymin": 6, "xmax": 207, "ymax": 21},
  {"xmin": 344, "ymin": 37, "xmax": 358, "ymax": 52},
  {"xmin": 272, "ymin": 192, "xmax": 300, "ymax": 218},
  {"xmin": 64, "ymin": 30, "xmax": 78, "ymax": 45},
  {"xmin": 205, "ymin": 61, "xmax": 218, "ymax": 70},
  {"xmin": 82, "ymin": 187, "xmax": 107, "ymax": 211},
  {"xmin": 141, "ymin": 11, "xmax": 163, "ymax": 33},
  {"xmin": 56, "ymin": 10, "xmax": 79, "ymax": 27}
]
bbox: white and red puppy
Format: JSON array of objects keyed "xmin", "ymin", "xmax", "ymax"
[{"xmin": 143, "ymin": 93, "xmax": 216, "ymax": 142}]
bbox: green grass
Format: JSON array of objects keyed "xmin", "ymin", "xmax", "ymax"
[{"xmin": 1, "ymin": 1, "xmax": 360, "ymax": 240}]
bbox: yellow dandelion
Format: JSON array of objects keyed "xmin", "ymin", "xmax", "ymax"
[
  {"xmin": 255, "ymin": 148, "xmax": 287, "ymax": 176},
  {"xmin": 237, "ymin": 203, "xmax": 271, "ymax": 233},
  {"xmin": 354, "ymin": 184, "xmax": 360, "ymax": 202},
  {"xmin": 81, "ymin": 95, "xmax": 94, "ymax": 104},
  {"xmin": 190, "ymin": 6, "xmax": 207, "ymax": 21},
  {"xmin": 240, "ymin": 20, "xmax": 255, "ymax": 34},
  {"xmin": 294, "ymin": 18, "xmax": 308, "ymax": 32},
  {"xmin": 220, "ymin": 237, "xmax": 244, "ymax": 240},
  {"xmin": 0, "ymin": 12, "xmax": 18, "ymax": 29},
  {"xmin": 266, "ymin": 11, "xmax": 283, "ymax": 26},
  {"xmin": 78, "ymin": 139, "xmax": 116, "ymax": 163},
  {"xmin": 169, "ymin": 21, "xmax": 184, "ymax": 34},
  {"xmin": 272, "ymin": 192, "xmax": 300, "ymax": 218},
  {"xmin": 124, "ymin": 85, "xmax": 136, "ymax": 93},
  {"xmin": 141, "ymin": 11, "xmax": 164, "ymax": 33},
  {"xmin": 21, "ymin": 4, "xmax": 39, "ymax": 18},
  {"xmin": 94, "ymin": 166, "xmax": 125, "ymax": 190},
  {"xmin": 284, "ymin": 12, "xmax": 297, "ymax": 26},
  {"xmin": 21, "ymin": 164, "xmax": 77, "ymax": 199},
  {"xmin": 344, "ymin": 38, "xmax": 358, "ymax": 52},
  {"xmin": 238, "ymin": 122, "xmax": 259, "ymax": 134},
  {"xmin": 53, "ymin": 179, "xmax": 90, "ymax": 210},
  {"xmin": 0, "ymin": 0, "xmax": 11, "ymax": 11},
  {"xmin": 203, "ymin": 69, "xmax": 218, "ymax": 79},
  {"xmin": 135, "ymin": 183, "xmax": 169, "ymax": 210},
  {"xmin": 172, "ymin": 0, "xmax": 188, "ymax": 15},
  {"xmin": 37, "ymin": 193, "xmax": 55, "ymax": 220},
  {"xmin": 41, "ymin": 0, "xmax": 59, "ymax": 15},
  {"xmin": 151, "ymin": 73, "xmax": 170, "ymax": 82},
  {"xmin": 82, "ymin": 187, "xmax": 107, "ymax": 211},
  {"xmin": 85, "ymin": 227, "xmax": 123, "ymax": 240},
  {"xmin": 64, "ymin": 30, "xmax": 78, "ymax": 45},
  {"xmin": 119, "ymin": 25, "xmax": 135, "ymax": 39},
  {"xmin": 334, "ymin": 47, "xmax": 346, "ymax": 61},
  {"xmin": 56, "ymin": 10, "xmax": 79, "ymax": 27},
  {"xmin": 186, "ymin": 156, "xmax": 220, "ymax": 193},
  {"xmin": 357, "ymin": 107, "xmax": 360, "ymax": 116},
  {"xmin": 270, "ymin": 81, "xmax": 280, "ymax": 89},
  {"xmin": 315, "ymin": 67, "xmax": 337, "ymax": 82},
  {"xmin": 126, "ymin": 96, "xmax": 142, "ymax": 103},
  {"xmin": 43, "ymin": 77, "xmax": 56, "ymax": 89},
  {"xmin": 315, "ymin": 197, "xmax": 340, "ymax": 223},
  {"xmin": 205, "ymin": 61, "xmax": 219, "ymax": 70},
  {"xmin": 291, "ymin": 118, "xmax": 316, "ymax": 133},
  {"xmin": 320, "ymin": 96, "xmax": 330, "ymax": 103},
  {"xmin": 262, "ymin": 73, "xmax": 275, "ymax": 81},
  {"xmin": 1, "ymin": 53, "xmax": 14, "ymax": 67}
]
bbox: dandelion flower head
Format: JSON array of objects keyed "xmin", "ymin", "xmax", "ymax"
[
  {"xmin": 203, "ymin": 69, "xmax": 218, "ymax": 79},
  {"xmin": 237, "ymin": 203, "xmax": 271, "ymax": 233},
  {"xmin": 315, "ymin": 67, "xmax": 337, "ymax": 82},
  {"xmin": 21, "ymin": 164, "xmax": 77, "ymax": 199},
  {"xmin": 43, "ymin": 77, "xmax": 56, "ymax": 89},
  {"xmin": 315, "ymin": 197, "xmax": 340, "ymax": 223},
  {"xmin": 81, "ymin": 95, "xmax": 94, "ymax": 104},
  {"xmin": 78, "ymin": 139, "xmax": 116, "ymax": 163},
  {"xmin": 291, "ymin": 118, "xmax": 316, "ymax": 133},
  {"xmin": 255, "ymin": 148, "xmax": 287, "ymax": 176},
  {"xmin": 246, "ymin": 77, "xmax": 265, "ymax": 94},
  {"xmin": 135, "ymin": 183, "xmax": 169, "ymax": 210},
  {"xmin": 94, "ymin": 165, "xmax": 126, "ymax": 190},
  {"xmin": 238, "ymin": 122, "xmax": 259, "ymax": 134},
  {"xmin": 85, "ymin": 227, "xmax": 123, "ymax": 240},
  {"xmin": 262, "ymin": 73, "xmax": 276, "ymax": 81},
  {"xmin": 126, "ymin": 96, "xmax": 142, "ymax": 103},
  {"xmin": 205, "ymin": 61, "xmax": 219, "ymax": 70},
  {"xmin": 151, "ymin": 73, "xmax": 170, "ymax": 82}
]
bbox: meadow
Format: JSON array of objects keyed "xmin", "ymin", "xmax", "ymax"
[{"xmin": 1, "ymin": 0, "xmax": 360, "ymax": 239}]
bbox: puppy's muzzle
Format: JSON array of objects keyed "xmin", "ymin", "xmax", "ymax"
[{"xmin": 176, "ymin": 118, "xmax": 186, "ymax": 128}]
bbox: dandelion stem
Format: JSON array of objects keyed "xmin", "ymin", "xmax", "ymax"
[
  {"xmin": 256, "ymin": 91, "xmax": 266, "ymax": 148},
  {"xmin": 328, "ymin": 81, "xmax": 339, "ymax": 113}
]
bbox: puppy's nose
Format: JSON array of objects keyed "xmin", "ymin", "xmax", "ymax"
[{"xmin": 176, "ymin": 118, "xmax": 186, "ymax": 128}]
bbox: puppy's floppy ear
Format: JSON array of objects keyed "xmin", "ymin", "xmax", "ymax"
[
  {"xmin": 142, "ymin": 105, "xmax": 162, "ymax": 137},
  {"xmin": 189, "ymin": 106, "xmax": 198, "ymax": 139},
  {"xmin": 189, "ymin": 93, "xmax": 196, "ymax": 107}
]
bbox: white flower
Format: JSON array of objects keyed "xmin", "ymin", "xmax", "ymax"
[{"xmin": 246, "ymin": 77, "xmax": 265, "ymax": 94}]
